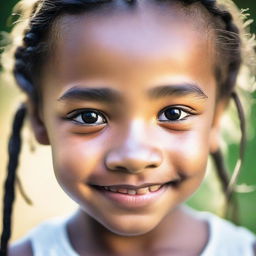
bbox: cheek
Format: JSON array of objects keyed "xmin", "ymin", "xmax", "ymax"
[
  {"xmin": 51, "ymin": 136, "xmax": 105, "ymax": 186},
  {"xmin": 167, "ymin": 130, "xmax": 211, "ymax": 178},
  {"xmin": 165, "ymin": 131, "xmax": 211, "ymax": 201}
]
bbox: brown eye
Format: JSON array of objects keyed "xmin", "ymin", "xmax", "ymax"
[
  {"xmin": 68, "ymin": 110, "xmax": 106, "ymax": 125},
  {"xmin": 81, "ymin": 112, "xmax": 99, "ymax": 124},
  {"xmin": 164, "ymin": 108, "xmax": 181, "ymax": 120},
  {"xmin": 158, "ymin": 107, "xmax": 189, "ymax": 122}
]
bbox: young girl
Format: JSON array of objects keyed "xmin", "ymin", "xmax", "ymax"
[{"xmin": 0, "ymin": 0, "xmax": 256, "ymax": 255}]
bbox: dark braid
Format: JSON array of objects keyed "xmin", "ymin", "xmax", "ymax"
[
  {"xmin": 196, "ymin": 0, "xmax": 244, "ymax": 220},
  {"xmin": 211, "ymin": 150, "xmax": 229, "ymax": 192},
  {"xmin": 226, "ymin": 92, "xmax": 246, "ymax": 201},
  {"xmin": 1, "ymin": 0, "xmax": 246, "ymax": 252},
  {"xmin": 0, "ymin": 104, "xmax": 27, "ymax": 256},
  {"xmin": 211, "ymin": 148, "xmax": 240, "ymax": 223}
]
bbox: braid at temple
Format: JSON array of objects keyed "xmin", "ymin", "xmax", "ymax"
[{"xmin": 0, "ymin": 0, "xmax": 247, "ymax": 255}]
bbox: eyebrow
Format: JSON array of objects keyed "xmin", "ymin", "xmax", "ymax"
[
  {"xmin": 58, "ymin": 83, "xmax": 208, "ymax": 103},
  {"xmin": 58, "ymin": 87, "xmax": 121, "ymax": 103},
  {"xmin": 148, "ymin": 84, "xmax": 208, "ymax": 100}
]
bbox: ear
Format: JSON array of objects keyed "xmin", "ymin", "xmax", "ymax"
[
  {"xmin": 209, "ymin": 100, "xmax": 227, "ymax": 153},
  {"xmin": 26, "ymin": 100, "xmax": 50, "ymax": 145}
]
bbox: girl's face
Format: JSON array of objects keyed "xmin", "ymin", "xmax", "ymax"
[{"xmin": 32, "ymin": 3, "xmax": 222, "ymax": 235}]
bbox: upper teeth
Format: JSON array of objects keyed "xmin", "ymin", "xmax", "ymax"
[{"xmin": 103, "ymin": 185, "xmax": 162, "ymax": 195}]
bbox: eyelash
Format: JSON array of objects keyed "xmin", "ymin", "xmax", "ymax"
[
  {"xmin": 66, "ymin": 109, "xmax": 107, "ymax": 126},
  {"xmin": 157, "ymin": 106, "xmax": 194, "ymax": 122},
  {"xmin": 66, "ymin": 106, "xmax": 194, "ymax": 126}
]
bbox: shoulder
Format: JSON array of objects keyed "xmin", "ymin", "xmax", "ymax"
[
  {"xmin": 185, "ymin": 207, "xmax": 256, "ymax": 255},
  {"xmin": 188, "ymin": 208, "xmax": 254, "ymax": 238},
  {"xmin": 8, "ymin": 238, "xmax": 33, "ymax": 256},
  {"xmin": 200, "ymin": 211, "xmax": 256, "ymax": 254},
  {"xmin": 209, "ymin": 213, "xmax": 255, "ymax": 239},
  {"xmin": 8, "ymin": 215, "xmax": 73, "ymax": 256}
]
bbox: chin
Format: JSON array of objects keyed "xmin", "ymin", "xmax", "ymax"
[{"xmin": 95, "ymin": 213, "xmax": 161, "ymax": 237}]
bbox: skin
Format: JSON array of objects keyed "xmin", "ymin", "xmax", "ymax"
[{"xmin": 10, "ymin": 2, "xmax": 234, "ymax": 256}]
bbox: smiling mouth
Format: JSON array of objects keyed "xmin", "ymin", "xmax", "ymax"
[{"xmin": 91, "ymin": 180, "xmax": 180, "ymax": 196}]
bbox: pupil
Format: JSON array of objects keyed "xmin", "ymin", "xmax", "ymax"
[
  {"xmin": 165, "ymin": 108, "xmax": 181, "ymax": 120},
  {"xmin": 81, "ymin": 112, "xmax": 98, "ymax": 123}
]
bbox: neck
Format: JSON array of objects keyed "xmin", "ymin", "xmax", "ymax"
[{"xmin": 66, "ymin": 205, "xmax": 206, "ymax": 256}]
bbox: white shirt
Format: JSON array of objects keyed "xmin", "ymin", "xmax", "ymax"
[{"xmin": 25, "ymin": 211, "xmax": 255, "ymax": 256}]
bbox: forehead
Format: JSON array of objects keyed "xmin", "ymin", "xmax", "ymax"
[{"xmin": 43, "ymin": 2, "xmax": 215, "ymax": 93}]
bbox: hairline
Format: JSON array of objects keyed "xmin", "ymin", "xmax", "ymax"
[{"xmin": 36, "ymin": 1, "xmax": 227, "ymax": 102}]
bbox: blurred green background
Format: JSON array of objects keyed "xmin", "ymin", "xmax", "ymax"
[{"xmin": 0, "ymin": 0, "xmax": 255, "ymax": 240}]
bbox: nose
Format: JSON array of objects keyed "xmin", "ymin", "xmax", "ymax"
[
  {"xmin": 105, "ymin": 147, "xmax": 163, "ymax": 173},
  {"xmin": 104, "ymin": 122, "xmax": 163, "ymax": 173}
]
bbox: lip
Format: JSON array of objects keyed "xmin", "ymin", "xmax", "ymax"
[
  {"xmin": 92, "ymin": 182, "xmax": 165, "ymax": 190},
  {"xmin": 89, "ymin": 178, "xmax": 181, "ymax": 190},
  {"xmin": 91, "ymin": 182, "xmax": 173, "ymax": 209}
]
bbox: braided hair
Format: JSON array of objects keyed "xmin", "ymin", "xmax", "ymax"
[
  {"xmin": 0, "ymin": 0, "xmax": 252, "ymax": 255},
  {"xmin": 0, "ymin": 104, "xmax": 27, "ymax": 256}
]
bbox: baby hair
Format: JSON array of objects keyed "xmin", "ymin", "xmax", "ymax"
[{"xmin": 0, "ymin": 0, "xmax": 255, "ymax": 255}]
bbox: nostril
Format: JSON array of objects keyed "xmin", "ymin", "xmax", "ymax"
[
  {"xmin": 115, "ymin": 166, "xmax": 128, "ymax": 172},
  {"xmin": 110, "ymin": 164, "xmax": 157, "ymax": 173},
  {"xmin": 146, "ymin": 164, "xmax": 158, "ymax": 168}
]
